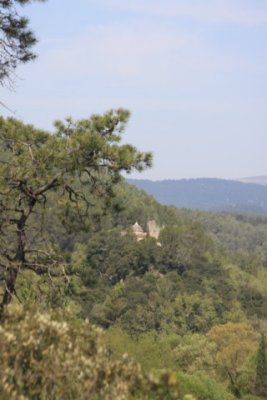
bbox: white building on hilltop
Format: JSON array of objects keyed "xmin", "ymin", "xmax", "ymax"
[{"xmin": 132, "ymin": 222, "xmax": 147, "ymax": 241}]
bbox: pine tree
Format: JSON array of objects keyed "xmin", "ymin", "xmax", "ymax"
[
  {"xmin": 255, "ymin": 333, "xmax": 267, "ymax": 397},
  {"xmin": 0, "ymin": 0, "xmax": 46, "ymax": 86},
  {"xmin": 0, "ymin": 110, "xmax": 152, "ymax": 316}
]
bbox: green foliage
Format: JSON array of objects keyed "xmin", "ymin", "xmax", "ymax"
[
  {"xmin": 0, "ymin": 0, "xmax": 47, "ymax": 85},
  {"xmin": 207, "ymin": 322, "xmax": 259, "ymax": 397},
  {"xmin": 159, "ymin": 223, "xmax": 212, "ymax": 271},
  {"xmin": 1, "ymin": 114, "xmax": 267, "ymax": 398},
  {"xmin": 112, "ymin": 181, "xmax": 178, "ymax": 228},
  {"xmin": 173, "ymin": 333, "xmax": 217, "ymax": 374},
  {"xmin": 239, "ymin": 286, "xmax": 267, "ymax": 319},
  {"xmin": 83, "ymin": 229, "xmax": 162, "ymax": 285},
  {"xmin": 0, "ymin": 305, "xmax": 197, "ymax": 400},
  {"xmin": 0, "ymin": 111, "xmax": 152, "ymax": 312},
  {"xmin": 0, "ymin": 305, "xmax": 138, "ymax": 399},
  {"xmin": 255, "ymin": 334, "xmax": 267, "ymax": 397},
  {"xmin": 176, "ymin": 372, "xmax": 236, "ymax": 400},
  {"xmin": 105, "ymin": 327, "xmax": 180, "ymax": 371},
  {"xmin": 1, "ymin": 3, "xmax": 266, "ymax": 399}
]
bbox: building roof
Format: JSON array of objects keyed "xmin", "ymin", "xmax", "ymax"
[{"xmin": 132, "ymin": 221, "xmax": 144, "ymax": 233}]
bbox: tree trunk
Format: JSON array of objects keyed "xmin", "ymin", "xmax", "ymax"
[
  {"xmin": 0, "ymin": 267, "xmax": 19, "ymax": 316},
  {"xmin": 227, "ymin": 369, "xmax": 241, "ymax": 398},
  {"xmin": 0, "ymin": 199, "xmax": 35, "ymax": 320}
]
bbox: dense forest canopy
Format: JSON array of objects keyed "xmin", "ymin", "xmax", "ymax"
[
  {"xmin": 0, "ymin": 2, "xmax": 267, "ymax": 399},
  {"xmin": 1, "ymin": 129, "xmax": 267, "ymax": 397}
]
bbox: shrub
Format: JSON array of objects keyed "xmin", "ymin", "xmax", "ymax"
[{"xmin": 0, "ymin": 305, "xmax": 188, "ymax": 399}]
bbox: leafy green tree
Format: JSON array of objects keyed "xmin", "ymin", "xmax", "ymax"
[
  {"xmin": 0, "ymin": 110, "xmax": 152, "ymax": 316},
  {"xmin": 174, "ymin": 333, "xmax": 217, "ymax": 374},
  {"xmin": 77, "ymin": 228, "xmax": 163, "ymax": 290},
  {"xmin": 105, "ymin": 327, "xmax": 180, "ymax": 371},
  {"xmin": 173, "ymin": 293, "xmax": 220, "ymax": 334},
  {"xmin": 207, "ymin": 322, "xmax": 258, "ymax": 397},
  {"xmin": 91, "ymin": 272, "xmax": 178, "ymax": 336},
  {"xmin": 176, "ymin": 372, "xmax": 236, "ymax": 400},
  {"xmin": 255, "ymin": 333, "xmax": 267, "ymax": 397},
  {"xmin": 81, "ymin": 228, "xmax": 136, "ymax": 285},
  {"xmin": 159, "ymin": 223, "xmax": 212, "ymax": 273},
  {"xmin": 0, "ymin": 0, "xmax": 46, "ymax": 86}
]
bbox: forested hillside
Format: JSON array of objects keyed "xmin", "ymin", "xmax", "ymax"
[
  {"xmin": 1, "ymin": 2, "xmax": 266, "ymax": 399},
  {"xmin": 128, "ymin": 178, "xmax": 267, "ymax": 214},
  {"xmin": 1, "ymin": 122, "xmax": 267, "ymax": 398}
]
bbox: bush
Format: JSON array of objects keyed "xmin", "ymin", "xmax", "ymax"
[
  {"xmin": 0, "ymin": 305, "xmax": 190, "ymax": 400},
  {"xmin": 176, "ymin": 372, "xmax": 236, "ymax": 400}
]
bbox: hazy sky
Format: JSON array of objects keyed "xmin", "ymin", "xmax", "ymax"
[{"xmin": 1, "ymin": 0, "xmax": 267, "ymax": 180}]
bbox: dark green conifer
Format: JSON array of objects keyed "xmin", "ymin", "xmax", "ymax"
[
  {"xmin": 255, "ymin": 333, "xmax": 267, "ymax": 397},
  {"xmin": 0, "ymin": 0, "xmax": 46, "ymax": 86}
]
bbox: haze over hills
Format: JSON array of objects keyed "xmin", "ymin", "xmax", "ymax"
[
  {"xmin": 238, "ymin": 175, "xmax": 267, "ymax": 186},
  {"xmin": 128, "ymin": 178, "xmax": 267, "ymax": 214}
]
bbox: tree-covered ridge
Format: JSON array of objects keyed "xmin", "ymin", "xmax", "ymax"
[
  {"xmin": 128, "ymin": 178, "xmax": 267, "ymax": 214},
  {"xmin": 0, "ymin": 117, "xmax": 267, "ymax": 398},
  {"xmin": 1, "ymin": 1, "xmax": 266, "ymax": 397},
  {"xmin": 62, "ymin": 181, "xmax": 267, "ymax": 398},
  {"xmin": 9, "ymin": 173, "xmax": 267, "ymax": 398}
]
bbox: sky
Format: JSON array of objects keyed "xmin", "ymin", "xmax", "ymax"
[{"xmin": 1, "ymin": 0, "xmax": 267, "ymax": 180}]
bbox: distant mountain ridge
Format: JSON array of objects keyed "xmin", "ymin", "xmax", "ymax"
[
  {"xmin": 238, "ymin": 175, "xmax": 267, "ymax": 186},
  {"xmin": 127, "ymin": 178, "xmax": 267, "ymax": 214}
]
